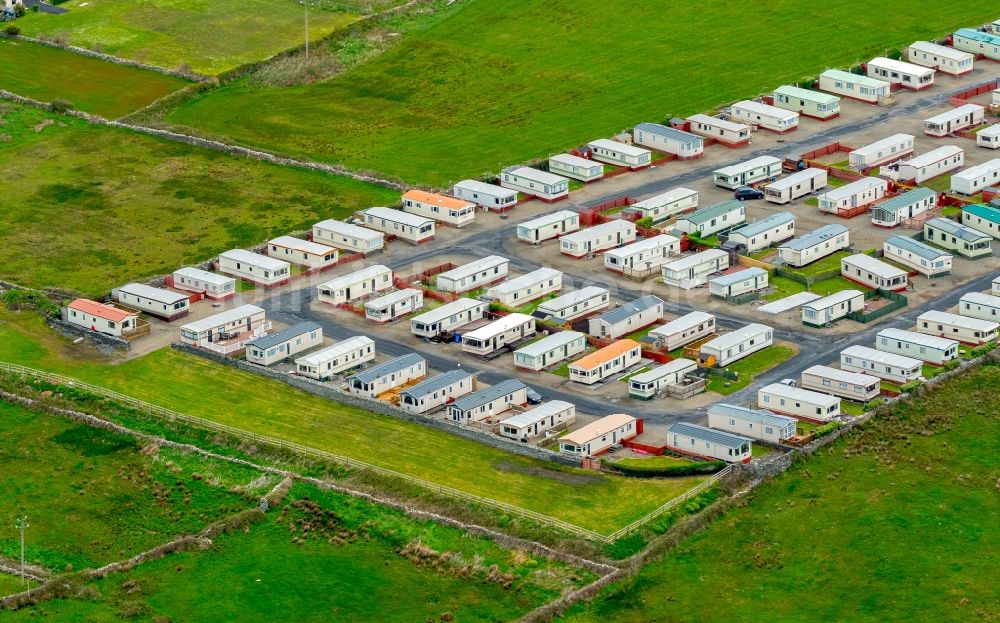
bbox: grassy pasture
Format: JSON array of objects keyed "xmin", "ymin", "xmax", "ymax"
[{"xmin": 706, "ymin": 345, "xmax": 798, "ymax": 395}]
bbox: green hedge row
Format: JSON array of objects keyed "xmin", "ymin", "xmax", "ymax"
[{"xmin": 604, "ymin": 459, "xmax": 727, "ymax": 478}]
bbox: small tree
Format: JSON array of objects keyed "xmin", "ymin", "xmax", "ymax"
[
  {"xmin": 3, "ymin": 25, "xmax": 21, "ymax": 37},
  {"xmin": 14, "ymin": 4, "xmax": 25, "ymax": 17},
  {"xmin": 48, "ymin": 98, "xmax": 74, "ymax": 113}
]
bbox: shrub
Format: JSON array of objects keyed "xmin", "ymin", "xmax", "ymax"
[
  {"xmin": 14, "ymin": 4, "xmax": 25, "ymax": 17},
  {"xmin": 815, "ymin": 421, "xmax": 843, "ymax": 438},
  {"xmin": 48, "ymin": 98, "xmax": 74, "ymax": 113},
  {"xmin": 900, "ymin": 380, "xmax": 922, "ymax": 394},
  {"xmin": 604, "ymin": 459, "xmax": 728, "ymax": 478},
  {"xmin": 3, "ymin": 24, "xmax": 21, "ymax": 36},
  {"xmin": 636, "ymin": 217, "xmax": 654, "ymax": 229},
  {"xmin": 944, "ymin": 359, "xmax": 961, "ymax": 371},
  {"xmin": 1, "ymin": 289, "xmax": 60, "ymax": 317}
]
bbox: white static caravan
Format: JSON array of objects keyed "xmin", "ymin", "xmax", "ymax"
[
  {"xmin": 729, "ymin": 100, "xmax": 799, "ymax": 133},
  {"xmin": 409, "ymin": 298, "xmax": 488, "ymax": 338},
  {"xmin": 964, "ymin": 201, "xmax": 1000, "ymax": 239},
  {"xmin": 587, "ymin": 139, "xmax": 651, "ymax": 169},
  {"xmin": 763, "ymin": 168, "xmax": 828, "ymax": 204},
  {"xmin": 401, "ymin": 190, "xmax": 476, "ymax": 228},
  {"xmin": 686, "ymin": 114, "xmax": 751, "ymax": 147},
  {"xmin": 871, "ymin": 187, "xmax": 938, "ymax": 228},
  {"xmin": 726, "ymin": 212, "xmax": 795, "ymax": 252},
  {"xmin": 533, "ymin": 286, "xmax": 610, "ymax": 323},
  {"xmin": 917, "ymin": 310, "xmax": 998, "ymax": 346},
  {"xmin": 712, "ymin": 156, "xmax": 783, "ymax": 189},
  {"xmin": 666, "ymin": 422, "xmax": 751, "ymax": 463},
  {"xmin": 960, "ymin": 292, "xmax": 1000, "ymax": 323},
  {"xmin": 883, "ymin": 147, "xmax": 964, "ymax": 184},
  {"xmin": 848, "ymin": 134, "xmax": 915, "ymax": 169},
  {"xmin": 66, "ymin": 299, "xmax": 139, "ymax": 339},
  {"xmin": 500, "ymin": 166, "xmax": 569, "ymax": 202},
  {"xmin": 460, "ymin": 313, "xmax": 536, "ymax": 357},
  {"xmin": 559, "ymin": 220, "xmax": 636, "ymax": 258},
  {"xmin": 841, "ymin": 253, "xmax": 908, "ymax": 292},
  {"xmin": 924, "ymin": 105, "xmax": 984, "ymax": 138},
  {"xmin": 217, "ymin": 249, "xmax": 290, "ymax": 288},
  {"xmin": 800, "ymin": 365, "xmax": 880, "ymax": 402},
  {"xmin": 436, "ymin": 256, "xmax": 509, "ymax": 293},
  {"xmin": 347, "ymin": 353, "xmax": 426, "ymax": 399},
  {"xmin": 951, "ymin": 158, "xmax": 1000, "ymax": 195},
  {"xmin": 976, "ymin": 124, "xmax": 1000, "ymax": 150},
  {"xmin": 818, "ymin": 69, "xmax": 891, "ymax": 104},
  {"xmin": 661, "ymin": 249, "xmax": 730, "ymax": 290},
  {"xmin": 294, "ymin": 336, "xmax": 375, "ymax": 380},
  {"xmin": 839, "ymin": 345, "xmax": 922, "ymax": 384},
  {"xmin": 448, "ymin": 379, "xmax": 528, "ymax": 424},
  {"xmin": 627, "ymin": 358, "xmax": 698, "ymax": 400},
  {"xmin": 757, "ymin": 384, "xmax": 841, "ymax": 422},
  {"xmin": 628, "ymin": 188, "xmax": 699, "ymax": 224},
  {"xmin": 883, "ymin": 235, "xmax": 952, "ymax": 278},
  {"xmin": 906, "ymin": 41, "xmax": 974, "ymax": 76},
  {"xmin": 673, "ymin": 201, "xmax": 747, "ymax": 237},
  {"xmin": 364, "ymin": 288, "xmax": 423, "ymax": 323},
  {"xmin": 777, "ymin": 224, "xmax": 850, "ymax": 268},
  {"xmin": 923, "ymin": 217, "xmax": 993, "ymax": 259},
  {"xmin": 559, "ymin": 413, "xmax": 637, "ymax": 457},
  {"xmin": 316, "ymin": 264, "xmax": 393, "ymax": 305},
  {"xmin": 516, "ymin": 210, "xmax": 580, "ymax": 244},
  {"xmin": 633, "ymin": 122, "xmax": 704, "ymax": 158},
  {"xmin": 588, "ymin": 295, "xmax": 664, "ymax": 340},
  {"xmin": 513, "ymin": 331, "xmax": 587, "ymax": 372},
  {"xmin": 485, "ymin": 267, "xmax": 562, "ymax": 306},
  {"xmin": 866, "ymin": 56, "xmax": 935, "ymax": 90},
  {"xmin": 772, "ymin": 85, "xmax": 841, "ymax": 120},
  {"xmin": 312, "ymin": 219, "xmax": 385, "ymax": 254},
  {"xmin": 645, "ymin": 311, "xmax": 716, "ymax": 351},
  {"xmin": 499, "ymin": 401, "xmax": 576, "ymax": 442},
  {"xmin": 112, "ymin": 283, "xmax": 190, "ymax": 321},
  {"xmin": 708, "ymin": 268, "xmax": 769, "ymax": 299},
  {"xmin": 267, "ymin": 236, "xmax": 338, "ymax": 269},
  {"xmin": 171, "ymin": 267, "xmax": 236, "ymax": 301},
  {"xmin": 361, "ymin": 207, "xmax": 435, "ymax": 245},
  {"xmin": 178, "ymin": 304, "xmax": 267, "ymax": 348},
  {"xmin": 699, "ymin": 323, "xmax": 773, "ymax": 368},
  {"xmin": 548, "ymin": 153, "xmax": 603, "ymax": 182},
  {"xmin": 708, "ymin": 404, "xmax": 798, "ymax": 443},
  {"xmin": 817, "ymin": 177, "xmax": 889, "ymax": 217},
  {"xmin": 453, "ymin": 180, "xmax": 518, "ymax": 211},
  {"xmin": 952, "ymin": 28, "xmax": 1000, "ymax": 62},
  {"xmin": 245, "ymin": 321, "xmax": 323, "ymax": 367},
  {"xmin": 399, "ymin": 370, "xmax": 475, "ymax": 415},
  {"xmin": 995, "ymin": 275, "xmax": 1000, "ymax": 296},
  {"xmin": 603, "ymin": 235, "xmax": 679, "ymax": 273},
  {"xmin": 876, "ymin": 328, "xmax": 958, "ymax": 366},
  {"xmin": 800, "ymin": 289, "xmax": 865, "ymax": 327},
  {"xmin": 568, "ymin": 340, "xmax": 642, "ymax": 385}
]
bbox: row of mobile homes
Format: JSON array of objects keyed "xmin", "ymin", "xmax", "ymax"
[
  {"xmin": 841, "ymin": 253, "xmax": 908, "ymax": 291},
  {"xmin": 171, "ymin": 267, "xmax": 235, "ymax": 301},
  {"xmin": 604, "ymin": 235, "xmax": 679, "ymax": 273},
  {"xmin": 771, "ymin": 85, "xmax": 840, "ymax": 120},
  {"xmin": 849, "ymin": 134, "xmax": 914, "ymax": 169},
  {"xmin": 559, "ymin": 413, "xmax": 637, "ymax": 456},
  {"xmin": 218, "ymin": 249, "xmax": 290, "ymax": 288},
  {"xmin": 951, "ymin": 158, "xmax": 1000, "ymax": 195},
  {"xmin": 727, "ymin": 212, "xmax": 795, "ymax": 252},
  {"xmin": 268, "ymin": 236, "xmax": 338, "ymax": 269},
  {"xmin": 666, "ymin": 421, "xmax": 751, "ymax": 463},
  {"xmin": 686, "ymin": 114, "xmax": 751, "ymax": 147},
  {"xmin": 633, "ymin": 122, "xmax": 704, "ymax": 158},
  {"xmin": 569, "ymin": 339, "xmax": 642, "ymax": 385},
  {"xmin": 486, "ymin": 267, "xmax": 562, "ymax": 306},
  {"xmin": 312, "ymin": 219, "xmax": 384, "ymax": 254},
  {"xmin": 758, "ymin": 384, "xmax": 840, "ymax": 422},
  {"xmin": 709, "ymin": 403, "xmax": 797, "ymax": 442},
  {"xmin": 361, "ymin": 207, "xmax": 435, "ymax": 245},
  {"xmin": 661, "ymin": 249, "xmax": 730, "ymax": 289},
  {"xmin": 840, "ymin": 345, "xmax": 922, "ymax": 383},
  {"xmin": 516, "ymin": 210, "xmax": 580, "ymax": 244},
  {"xmin": 709, "ymin": 268, "xmax": 769, "ymax": 299},
  {"xmin": 317, "ymin": 264, "xmax": 393, "ymax": 305},
  {"xmin": 347, "ymin": 353, "xmax": 426, "ymax": 398},
  {"xmin": 924, "ymin": 105, "xmax": 984, "ymax": 137},
  {"xmin": 917, "ymin": 310, "xmax": 998, "ymax": 345},
  {"xmin": 399, "ymin": 369, "xmax": 474, "ymax": 415},
  {"xmin": 179, "ymin": 304, "xmax": 267, "ymax": 349},
  {"xmin": 436, "ymin": 256, "xmax": 508, "ymax": 293},
  {"xmin": 627, "ymin": 358, "xmax": 698, "ymax": 400},
  {"xmin": 513, "ymin": 331, "xmax": 588, "ymax": 371},
  {"xmin": 870, "ymin": 187, "xmax": 938, "ymax": 227},
  {"xmin": 777, "ymin": 224, "xmax": 850, "ymax": 267},
  {"xmin": 409, "ymin": 298, "xmax": 487, "ymax": 338},
  {"xmin": 246, "ymin": 322, "xmax": 322, "ymax": 367},
  {"xmin": 699, "ymin": 323, "xmax": 773, "ymax": 367},
  {"xmin": 534, "ymin": 286, "xmax": 609, "ymax": 323},
  {"xmin": 449, "ymin": 379, "xmax": 528, "ymax": 423},
  {"xmin": 364, "ymin": 288, "xmax": 423, "ymax": 323},
  {"xmin": 674, "ymin": 201, "xmax": 746, "ymax": 237},
  {"xmin": 923, "ymin": 217, "xmax": 992, "ymax": 258},
  {"xmin": 112, "ymin": 283, "xmax": 189, "ymax": 321},
  {"xmin": 952, "ymin": 28, "xmax": 1000, "ymax": 61},
  {"xmin": 876, "ymin": 328, "xmax": 958, "ymax": 365},
  {"xmin": 628, "ymin": 187, "xmax": 699, "ymax": 223},
  {"xmin": 801, "ymin": 289, "xmax": 865, "ymax": 327},
  {"xmin": 866, "ymin": 56, "xmax": 934, "ymax": 90},
  {"xmin": 588, "ymin": 295, "xmax": 664, "ymax": 340},
  {"xmin": 763, "ymin": 168, "xmax": 827, "ymax": 204},
  {"xmin": 817, "ymin": 177, "xmax": 889, "ymax": 217},
  {"xmin": 548, "ymin": 154, "xmax": 603, "ymax": 182},
  {"xmin": 962, "ymin": 203, "xmax": 1000, "ymax": 239},
  {"xmin": 819, "ymin": 69, "xmax": 891, "ymax": 104},
  {"xmin": 884, "ymin": 147, "xmax": 963, "ymax": 184},
  {"xmin": 977, "ymin": 125, "xmax": 1000, "ymax": 149},
  {"xmin": 712, "ymin": 156, "xmax": 782, "ymax": 189},
  {"xmin": 295, "ymin": 336, "xmax": 375, "ymax": 380},
  {"xmin": 66, "ymin": 299, "xmax": 139, "ymax": 338},
  {"xmin": 461, "ymin": 313, "xmax": 536, "ymax": 356},
  {"xmin": 883, "ymin": 236, "xmax": 952, "ymax": 278},
  {"xmin": 500, "ymin": 167, "xmax": 569, "ymax": 202},
  {"xmin": 500, "ymin": 401, "xmax": 576, "ymax": 442},
  {"xmin": 960, "ymin": 292, "xmax": 1000, "ymax": 322},
  {"xmin": 906, "ymin": 41, "xmax": 974, "ymax": 76},
  {"xmin": 559, "ymin": 220, "xmax": 636, "ymax": 257},
  {"xmin": 729, "ymin": 100, "xmax": 799, "ymax": 133},
  {"xmin": 402, "ymin": 190, "xmax": 476, "ymax": 228},
  {"xmin": 587, "ymin": 139, "xmax": 651, "ymax": 169},
  {"xmin": 453, "ymin": 180, "xmax": 518, "ymax": 211},
  {"xmin": 645, "ymin": 311, "xmax": 716, "ymax": 351},
  {"xmin": 800, "ymin": 365, "xmax": 880, "ymax": 402}
]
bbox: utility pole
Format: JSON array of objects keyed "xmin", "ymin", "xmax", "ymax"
[
  {"xmin": 304, "ymin": 2, "xmax": 310, "ymax": 59},
  {"xmin": 15, "ymin": 516, "xmax": 27, "ymax": 587}
]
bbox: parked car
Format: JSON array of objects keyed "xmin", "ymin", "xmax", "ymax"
[
  {"xmin": 526, "ymin": 387, "xmax": 542, "ymax": 404},
  {"xmin": 733, "ymin": 186, "xmax": 764, "ymax": 200}
]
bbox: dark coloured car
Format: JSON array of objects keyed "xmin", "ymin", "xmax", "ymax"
[
  {"xmin": 733, "ymin": 186, "xmax": 764, "ymax": 200},
  {"xmin": 526, "ymin": 387, "xmax": 542, "ymax": 404}
]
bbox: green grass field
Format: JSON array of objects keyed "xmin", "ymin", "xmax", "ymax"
[
  {"xmin": 706, "ymin": 345, "xmax": 798, "ymax": 395},
  {"xmin": 765, "ymin": 275, "xmax": 864, "ymax": 302},
  {"xmin": 152, "ymin": 0, "xmax": 998, "ymax": 185},
  {"xmin": 0, "ymin": 104, "xmax": 397, "ymax": 295},
  {"xmin": 562, "ymin": 362, "xmax": 1000, "ymax": 623},
  {"xmin": 0, "ymin": 38, "xmax": 188, "ymax": 118},
  {"xmin": 0, "ymin": 574, "xmax": 32, "ymax": 597}
]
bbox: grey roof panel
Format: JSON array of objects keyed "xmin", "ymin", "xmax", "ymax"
[
  {"xmin": 779, "ymin": 223, "xmax": 849, "ymax": 251},
  {"xmin": 246, "ymin": 322, "xmax": 321, "ymax": 351},
  {"xmin": 667, "ymin": 421, "xmax": 751, "ymax": 448},
  {"xmin": 593, "ymin": 295, "xmax": 664, "ymax": 326},
  {"xmin": 707, "ymin": 403, "xmax": 796, "ymax": 428},
  {"xmin": 451, "ymin": 379, "xmax": 527, "ymax": 412},
  {"xmin": 348, "ymin": 353, "xmax": 425, "ymax": 385},
  {"xmin": 401, "ymin": 369, "xmax": 472, "ymax": 399},
  {"xmin": 634, "ymin": 122, "xmax": 703, "ymax": 146}
]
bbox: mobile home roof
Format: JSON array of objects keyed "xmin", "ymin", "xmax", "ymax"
[
  {"xmin": 503, "ymin": 166, "xmax": 567, "ymax": 186},
  {"xmin": 713, "ymin": 156, "xmax": 782, "ymax": 177},
  {"xmin": 451, "ymin": 379, "xmax": 527, "ymax": 411},
  {"xmin": 362, "ymin": 206, "xmax": 435, "ymax": 228},
  {"xmin": 758, "ymin": 383, "xmax": 839, "ymax": 408},
  {"xmin": 708, "ymin": 402, "xmax": 798, "ymax": 427},
  {"xmin": 731, "ymin": 212, "xmax": 794, "ymax": 239},
  {"xmin": 765, "ymin": 168, "xmax": 824, "ymax": 192},
  {"xmin": 924, "ymin": 104, "xmax": 983, "ymax": 125},
  {"xmin": 634, "ymin": 122, "xmax": 702, "ymax": 146},
  {"xmin": 588, "ymin": 138, "xmax": 650, "ymax": 158},
  {"xmin": 501, "ymin": 400, "xmax": 574, "ymax": 428},
  {"xmin": 571, "ymin": 339, "xmax": 640, "ymax": 371},
  {"xmin": 802, "ymin": 364, "xmax": 878, "ymax": 385},
  {"xmin": 841, "ymin": 345, "xmax": 921, "ymax": 368},
  {"xmin": 560, "ymin": 219, "xmax": 634, "ymax": 243},
  {"xmin": 955, "ymin": 28, "xmax": 1000, "ymax": 45},
  {"xmin": 778, "ymin": 223, "xmax": 849, "ymax": 251},
  {"xmin": 438, "ymin": 255, "xmax": 508, "ymax": 281},
  {"xmin": 663, "ymin": 249, "xmax": 728, "ymax": 271},
  {"xmin": 518, "ymin": 209, "xmax": 578, "ymax": 230},
  {"xmin": 348, "ymin": 352, "xmax": 425, "ymax": 385},
  {"xmin": 296, "ymin": 336, "xmax": 374, "ymax": 366},
  {"xmin": 319, "ymin": 264, "xmax": 390, "ymax": 290},
  {"xmin": 68, "ymin": 298, "xmax": 136, "ymax": 322},
  {"xmin": 884, "ymin": 235, "xmax": 950, "ymax": 261},
  {"xmin": 667, "ymin": 421, "xmax": 749, "ymax": 449},
  {"xmin": 918, "ymin": 310, "xmax": 999, "ymax": 332},
  {"xmin": 628, "ymin": 358, "xmax": 696, "ymax": 384},
  {"xmin": 650, "ymin": 311, "xmax": 715, "ymax": 337},
  {"xmin": 908, "ymin": 40, "xmax": 972, "ymax": 62},
  {"xmin": 462, "ymin": 313, "xmax": 535, "ymax": 341},
  {"xmin": 820, "ymin": 177, "xmax": 887, "ymax": 202},
  {"xmin": 550, "ymin": 153, "xmax": 601, "ymax": 169},
  {"xmin": 703, "ymin": 323, "xmax": 772, "ymax": 351},
  {"xmin": 732, "ymin": 99, "xmax": 797, "ymax": 121},
  {"xmin": 877, "ymin": 327, "xmax": 958, "ymax": 351},
  {"xmin": 410, "ymin": 297, "xmax": 485, "ymax": 324},
  {"xmin": 117, "ymin": 283, "xmax": 189, "ymax": 305},
  {"xmin": 869, "ymin": 56, "xmax": 934, "ymax": 76},
  {"xmin": 604, "ymin": 235, "xmax": 678, "ymax": 260},
  {"xmin": 978, "ymin": 124, "xmax": 1000, "ymax": 139},
  {"xmin": 537, "ymin": 286, "xmax": 608, "ymax": 313},
  {"xmin": 773, "ymin": 85, "xmax": 839, "ymax": 104},
  {"xmin": 710, "ymin": 267, "xmax": 767, "ymax": 287},
  {"xmin": 925, "ymin": 217, "xmax": 990, "ymax": 243},
  {"xmin": 365, "ymin": 288, "xmax": 421, "ymax": 309},
  {"xmin": 850, "ymin": 134, "xmax": 914, "ymax": 158},
  {"xmin": 402, "ymin": 189, "xmax": 473, "ymax": 210},
  {"xmin": 514, "ymin": 331, "xmax": 585, "ymax": 358},
  {"xmin": 960, "ymin": 291, "xmax": 1000, "ymax": 309},
  {"xmin": 963, "ymin": 203, "xmax": 1000, "ymax": 225},
  {"xmin": 633, "ymin": 187, "xmax": 698, "ymax": 209},
  {"xmin": 821, "ymin": 69, "xmax": 889, "ymax": 89},
  {"xmin": 842, "ymin": 253, "xmax": 906, "ymax": 279},
  {"xmin": 687, "ymin": 113, "xmax": 749, "ymax": 133},
  {"xmin": 246, "ymin": 321, "xmax": 321, "ymax": 350},
  {"xmin": 313, "ymin": 219, "xmax": 383, "ymax": 241},
  {"xmin": 173, "ymin": 267, "xmax": 233, "ymax": 287},
  {"xmin": 219, "ymin": 248, "xmax": 288, "ymax": 272},
  {"xmin": 454, "ymin": 179, "xmax": 518, "ymax": 197},
  {"xmin": 901, "ymin": 147, "xmax": 963, "ymax": 168},
  {"xmin": 269, "ymin": 235, "xmax": 335, "ymax": 256},
  {"xmin": 680, "ymin": 200, "xmax": 745, "ymax": 226},
  {"xmin": 401, "ymin": 369, "xmax": 471, "ymax": 399},
  {"xmin": 952, "ymin": 158, "xmax": 1000, "ymax": 181},
  {"xmin": 562, "ymin": 413, "xmax": 636, "ymax": 445},
  {"xmin": 801, "ymin": 289, "xmax": 864, "ymax": 311},
  {"xmin": 180, "ymin": 304, "xmax": 264, "ymax": 333},
  {"xmin": 488, "ymin": 267, "xmax": 561, "ymax": 296},
  {"xmin": 876, "ymin": 187, "xmax": 937, "ymax": 212},
  {"xmin": 593, "ymin": 295, "xmax": 663, "ymax": 326}
]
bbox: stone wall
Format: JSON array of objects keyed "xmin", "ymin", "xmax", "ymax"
[{"xmin": 47, "ymin": 318, "xmax": 130, "ymax": 351}]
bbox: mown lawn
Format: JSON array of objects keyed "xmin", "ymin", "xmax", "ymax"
[
  {"xmin": 615, "ymin": 455, "xmax": 692, "ymax": 469},
  {"xmin": 562, "ymin": 362, "xmax": 1000, "ymax": 623},
  {"xmin": 706, "ymin": 345, "xmax": 798, "ymax": 395},
  {"xmin": 765, "ymin": 275, "xmax": 866, "ymax": 302},
  {"xmin": 0, "ymin": 38, "xmax": 188, "ymax": 118},
  {"xmin": 0, "ymin": 104, "xmax": 398, "ymax": 295}
]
